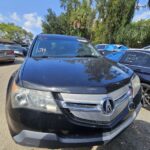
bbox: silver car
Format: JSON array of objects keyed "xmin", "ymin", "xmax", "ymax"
[
  {"xmin": 143, "ymin": 45, "xmax": 150, "ymax": 50},
  {"xmin": 5, "ymin": 45, "xmax": 27, "ymax": 57},
  {"xmin": 0, "ymin": 44, "xmax": 15, "ymax": 63}
]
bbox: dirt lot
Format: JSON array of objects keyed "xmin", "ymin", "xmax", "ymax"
[{"xmin": 0, "ymin": 58, "xmax": 150, "ymax": 150}]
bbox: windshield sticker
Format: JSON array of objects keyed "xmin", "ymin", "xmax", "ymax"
[{"xmin": 37, "ymin": 48, "xmax": 47, "ymax": 53}]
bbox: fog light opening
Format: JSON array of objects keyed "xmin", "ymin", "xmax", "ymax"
[{"xmin": 128, "ymin": 102, "xmax": 135, "ymax": 111}]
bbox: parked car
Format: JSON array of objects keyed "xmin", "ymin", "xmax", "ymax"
[
  {"xmin": 105, "ymin": 44, "xmax": 128, "ymax": 52},
  {"xmin": 95, "ymin": 44, "xmax": 128, "ymax": 56},
  {"xmin": 6, "ymin": 34, "xmax": 142, "ymax": 149},
  {"xmin": 105, "ymin": 48, "xmax": 148, "ymax": 62},
  {"xmin": 95, "ymin": 44, "xmax": 108, "ymax": 55},
  {"xmin": 105, "ymin": 51, "xmax": 126, "ymax": 62},
  {"xmin": 0, "ymin": 44, "xmax": 15, "ymax": 63},
  {"xmin": 119, "ymin": 50, "xmax": 150, "ymax": 107},
  {"xmin": 6, "ymin": 45, "xmax": 27, "ymax": 57},
  {"xmin": 143, "ymin": 45, "xmax": 150, "ymax": 50}
]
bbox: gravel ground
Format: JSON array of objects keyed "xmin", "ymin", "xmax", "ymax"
[{"xmin": 0, "ymin": 58, "xmax": 150, "ymax": 150}]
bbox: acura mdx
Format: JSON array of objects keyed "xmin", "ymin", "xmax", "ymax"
[{"xmin": 6, "ymin": 34, "xmax": 142, "ymax": 149}]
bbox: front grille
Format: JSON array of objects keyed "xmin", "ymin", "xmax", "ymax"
[{"xmin": 58, "ymin": 84, "xmax": 132, "ymax": 126}]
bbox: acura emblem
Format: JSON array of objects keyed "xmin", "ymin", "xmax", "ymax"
[{"xmin": 102, "ymin": 98, "xmax": 114, "ymax": 114}]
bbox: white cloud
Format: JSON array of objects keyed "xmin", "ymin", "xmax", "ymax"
[
  {"xmin": 133, "ymin": 10, "xmax": 150, "ymax": 22},
  {"xmin": 0, "ymin": 14, "xmax": 4, "ymax": 22},
  {"xmin": 10, "ymin": 12, "xmax": 20, "ymax": 22},
  {"xmin": 23, "ymin": 13, "xmax": 42, "ymax": 33},
  {"xmin": 0, "ymin": 12, "xmax": 42, "ymax": 35}
]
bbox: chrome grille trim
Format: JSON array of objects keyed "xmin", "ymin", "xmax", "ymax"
[
  {"xmin": 60, "ymin": 84, "xmax": 130, "ymax": 104},
  {"xmin": 60, "ymin": 101, "xmax": 100, "ymax": 112},
  {"xmin": 60, "ymin": 83, "xmax": 132, "ymax": 122}
]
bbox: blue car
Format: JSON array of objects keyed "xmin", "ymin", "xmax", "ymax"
[
  {"xmin": 105, "ymin": 51, "xmax": 126, "ymax": 62},
  {"xmin": 96, "ymin": 44, "xmax": 128, "ymax": 58},
  {"xmin": 105, "ymin": 44, "xmax": 128, "ymax": 51},
  {"xmin": 103, "ymin": 44, "xmax": 128, "ymax": 62}
]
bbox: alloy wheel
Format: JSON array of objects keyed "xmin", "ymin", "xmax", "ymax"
[{"xmin": 141, "ymin": 83, "xmax": 150, "ymax": 108}]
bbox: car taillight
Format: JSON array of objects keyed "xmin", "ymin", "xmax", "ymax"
[{"xmin": 7, "ymin": 50, "xmax": 14, "ymax": 55}]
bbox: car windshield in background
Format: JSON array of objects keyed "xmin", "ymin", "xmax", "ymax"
[
  {"xmin": 0, "ymin": 44, "xmax": 25, "ymax": 51},
  {"xmin": 120, "ymin": 51, "xmax": 150, "ymax": 67},
  {"xmin": 0, "ymin": 44, "xmax": 9, "ymax": 50},
  {"xmin": 144, "ymin": 46, "xmax": 150, "ymax": 49},
  {"xmin": 7, "ymin": 45, "xmax": 25, "ymax": 51},
  {"xmin": 31, "ymin": 37, "xmax": 100, "ymax": 58},
  {"xmin": 96, "ymin": 45, "xmax": 106, "ymax": 49}
]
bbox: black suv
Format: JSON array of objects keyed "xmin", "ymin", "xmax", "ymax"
[{"xmin": 6, "ymin": 34, "xmax": 142, "ymax": 149}]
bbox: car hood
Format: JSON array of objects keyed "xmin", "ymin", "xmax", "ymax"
[{"xmin": 19, "ymin": 57, "xmax": 133, "ymax": 94}]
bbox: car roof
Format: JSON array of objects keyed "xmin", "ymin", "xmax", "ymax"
[
  {"xmin": 143, "ymin": 45, "xmax": 150, "ymax": 49},
  {"xmin": 38, "ymin": 34, "xmax": 87, "ymax": 41},
  {"xmin": 128, "ymin": 49, "xmax": 150, "ymax": 54},
  {"xmin": 96, "ymin": 44, "xmax": 107, "ymax": 46}
]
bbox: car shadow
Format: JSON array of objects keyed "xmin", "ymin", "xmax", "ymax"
[
  {"xmin": 0, "ymin": 57, "xmax": 24, "ymax": 66},
  {"xmin": 61, "ymin": 120, "xmax": 150, "ymax": 150}
]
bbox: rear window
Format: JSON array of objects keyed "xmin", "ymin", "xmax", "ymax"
[{"xmin": 120, "ymin": 51, "xmax": 150, "ymax": 67}]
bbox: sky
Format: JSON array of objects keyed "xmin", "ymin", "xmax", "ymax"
[{"xmin": 0, "ymin": 0, "xmax": 149, "ymax": 36}]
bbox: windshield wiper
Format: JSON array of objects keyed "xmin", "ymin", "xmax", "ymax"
[{"xmin": 76, "ymin": 55, "xmax": 99, "ymax": 58}]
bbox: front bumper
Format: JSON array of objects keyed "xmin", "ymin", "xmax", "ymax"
[{"xmin": 13, "ymin": 103, "xmax": 141, "ymax": 148}]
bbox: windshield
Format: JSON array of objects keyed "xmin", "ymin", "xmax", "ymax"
[
  {"xmin": 7, "ymin": 45, "xmax": 25, "ymax": 51},
  {"xmin": 0, "ymin": 44, "xmax": 6, "ymax": 50},
  {"xmin": 96, "ymin": 45, "xmax": 106, "ymax": 49},
  {"xmin": 0, "ymin": 44, "xmax": 24, "ymax": 51},
  {"xmin": 0, "ymin": 44, "xmax": 15, "ymax": 50},
  {"xmin": 31, "ymin": 37, "xmax": 100, "ymax": 58}
]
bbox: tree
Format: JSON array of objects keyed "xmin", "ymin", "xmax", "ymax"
[
  {"xmin": 42, "ymin": 9, "xmax": 60, "ymax": 34},
  {"xmin": 42, "ymin": 9, "xmax": 70, "ymax": 34},
  {"xmin": 96, "ymin": 0, "xmax": 136, "ymax": 43},
  {"xmin": 60, "ymin": 0, "xmax": 82, "ymax": 34},
  {"xmin": 43, "ymin": 1, "xmax": 96, "ymax": 39},
  {"xmin": 60, "ymin": 0, "xmax": 81, "ymax": 12},
  {"xmin": 69, "ymin": 0, "xmax": 96, "ymax": 39},
  {"xmin": 116, "ymin": 19, "xmax": 150, "ymax": 48},
  {"xmin": 42, "ymin": 0, "xmax": 149, "ymax": 47},
  {"xmin": 0, "ymin": 23, "xmax": 33, "ymax": 43}
]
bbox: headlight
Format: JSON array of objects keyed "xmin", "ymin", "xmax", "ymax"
[
  {"xmin": 11, "ymin": 81, "xmax": 61, "ymax": 113},
  {"xmin": 131, "ymin": 74, "xmax": 141, "ymax": 98}
]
